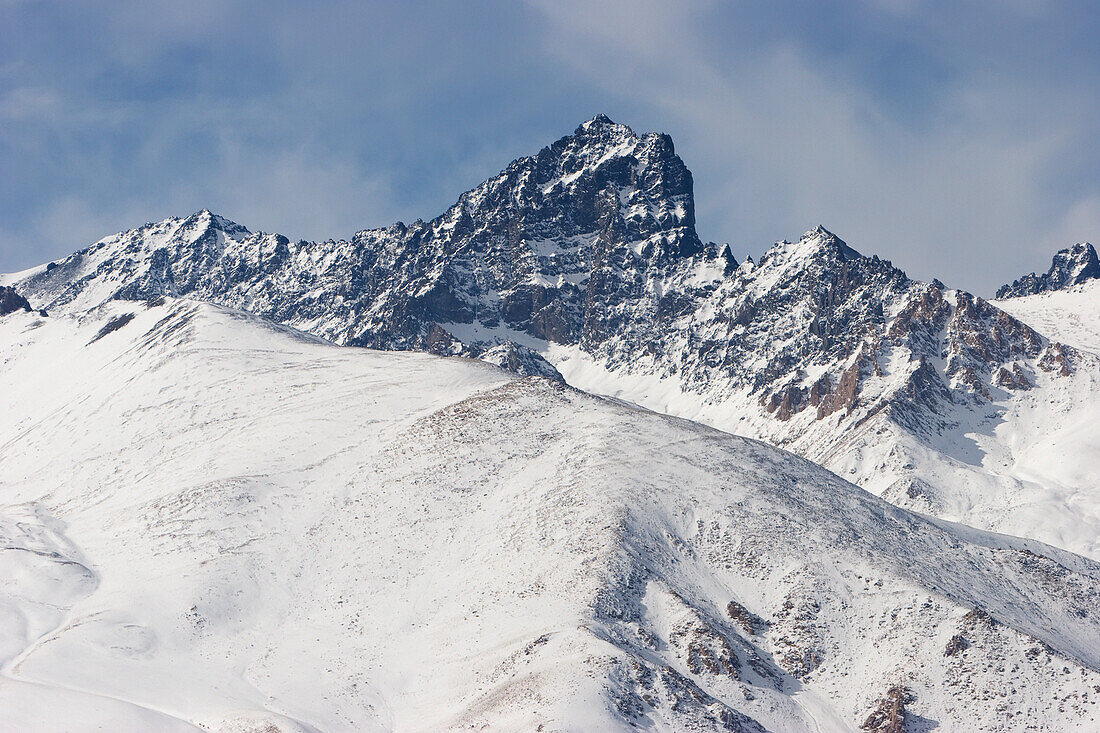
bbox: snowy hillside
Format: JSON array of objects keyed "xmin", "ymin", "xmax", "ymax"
[
  {"xmin": 996, "ymin": 279, "xmax": 1100, "ymax": 355},
  {"xmin": 3, "ymin": 300, "xmax": 1100, "ymax": 731}
]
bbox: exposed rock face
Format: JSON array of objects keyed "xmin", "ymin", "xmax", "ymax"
[
  {"xmin": 994, "ymin": 362, "xmax": 1032, "ymax": 390},
  {"xmin": 725, "ymin": 600, "xmax": 766, "ymax": 636},
  {"xmin": 882, "ymin": 476, "xmax": 944, "ymax": 516},
  {"xmin": 0, "ymin": 286, "xmax": 32, "ymax": 316},
  {"xmin": 87, "ymin": 312, "xmax": 135, "ymax": 344},
  {"xmin": 861, "ymin": 685, "xmax": 914, "ymax": 733},
  {"xmin": 997, "ymin": 242, "xmax": 1100, "ymax": 298}
]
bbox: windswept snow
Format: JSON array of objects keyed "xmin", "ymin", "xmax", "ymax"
[
  {"xmin": 2, "ymin": 300, "xmax": 1100, "ymax": 730},
  {"xmin": 996, "ymin": 279, "xmax": 1100, "ymax": 355}
]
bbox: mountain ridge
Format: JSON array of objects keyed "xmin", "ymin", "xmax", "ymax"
[{"xmin": 7, "ymin": 115, "xmax": 1100, "ymax": 563}]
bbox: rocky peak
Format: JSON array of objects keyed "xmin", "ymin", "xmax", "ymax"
[
  {"xmin": 172, "ymin": 209, "xmax": 250, "ymax": 249},
  {"xmin": 996, "ymin": 242, "xmax": 1099, "ymax": 298},
  {"xmin": 572, "ymin": 112, "xmax": 635, "ymax": 140},
  {"xmin": 385, "ymin": 114, "xmax": 702, "ymax": 271},
  {"xmin": 194, "ymin": 209, "xmax": 251, "ymax": 237},
  {"xmin": 755, "ymin": 227, "xmax": 863, "ymax": 275}
]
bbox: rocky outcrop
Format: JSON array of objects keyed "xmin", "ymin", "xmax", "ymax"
[
  {"xmin": 861, "ymin": 685, "xmax": 915, "ymax": 733},
  {"xmin": 1038, "ymin": 342, "xmax": 1075, "ymax": 376},
  {"xmin": 997, "ymin": 242, "xmax": 1099, "ymax": 298},
  {"xmin": 726, "ymin": 600, "xmax": 766, "ymax": 636},
  {"xmin": 994, "ymin": 363, "xmax": 1032, "ymax": 390},
  {"xmin": 0, "ymin": 286, "xmax": 32, "ymax": 316},
  {"xmin": 477, "ymin": 342, "xmax": 564, "ymax": 381},
  {"xmin": 87, "ymin": 312, "xmax": 135, "ymax": 344}
]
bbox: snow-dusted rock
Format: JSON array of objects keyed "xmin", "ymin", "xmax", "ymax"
[
  {"xmin": 997, "ymin": 242, "xmax": 1100, "ymax": 298},
  {"xmin": 478, "ymin": 341, "xmax": 564, "ymax": 381}
]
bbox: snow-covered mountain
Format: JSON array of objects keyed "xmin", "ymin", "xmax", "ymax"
[
  {"xmin": 4, "ymin": 299, "xmax": 1100, "ymax": 731},
  {"xmin": 9, "ymin": 115, "xmax": 1099, "ymax": 563},
  {"xmin": 996, "ymin": 243, "xmax": 1099, "ymax": 299}
]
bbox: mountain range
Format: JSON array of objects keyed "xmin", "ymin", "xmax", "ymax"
[
  {"xmin": 2, "ymin": 115, "xmax": 1099, "ymax": 731},
  {"xmin": 9, "ymin": 114, "xmax": 1100, "ymax": 559}
]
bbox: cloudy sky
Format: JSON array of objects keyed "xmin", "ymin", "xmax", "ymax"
[{"xmin": 2, "ymin": 1, "xmax": 1097, "ymax": 294}]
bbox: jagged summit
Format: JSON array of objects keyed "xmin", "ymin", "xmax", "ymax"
[
  {"xmin": 186, "ymin": 208, "xmax": 251, "ymax": 237},
  {"xmin": 997, "ymin": 241, "xmax": 1099, "ymax": 298},
  {"xmin": 130, "ymin": 209, "xmax": 250, "ymax": 239},
  {"xmin": 804, "ymin": 225, "xmax": 861, "ymax": 260},
  {"xmin": 759, "ymin": 226, "xmax": 863, "ymax": 271},
  {"xmin": 575, "ymin": 112, "xmax": 624, "ymax": 133}
]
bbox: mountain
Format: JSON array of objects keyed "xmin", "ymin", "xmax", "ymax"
[
  {"xmin": 7, "ymin": 116, "xmax": 1100, "ymax": 563},
  {"xmin": 997, "ymin": 243, "xmax": 1100, "ymax": 298},
  {"xmin": 14, "ymin": 115, "xmax": 704, "ymax": 359},
  {"xmin": 4, "ymin": 299, "xmax": 1100, "ymax": 731}
]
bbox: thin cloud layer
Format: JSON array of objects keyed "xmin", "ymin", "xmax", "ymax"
[{"xmin": 1, "ymin": 0, "xmax": 1096, "ymax": 294}]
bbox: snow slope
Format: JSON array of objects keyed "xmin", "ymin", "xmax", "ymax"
[
  {"xmin": 546, "ymin": 324, "xmax": 1100, "ymax": 563},
  {"xmin": 996, "ymin": 279, "xmax": 1100, "ymax": 355},
  {"xmin": 3, "ymin": 299, "xmax": 1100, "ymax": 730}
]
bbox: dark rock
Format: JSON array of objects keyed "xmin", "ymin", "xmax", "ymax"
[
  {"xmin": 478, "ymin": 342, "xmax": 564, "ymax": 381},
  {"xmin": 944, "ymin": 633, "xmax": 969, "ymax": 657},
  {"xmin": 994, "ymin": 363, "xmax": 1032, "ymax": 390},
  {"xmin": 88, "ymin": 312, "xmax": 135, "ymax": 344},
  {"xmin": 962, "ymin": 607, "xmax": 995, "ymax": 628},
  {"xmin": 669, "ymin": 620, "xmax": 742, "ymax": 678},
  {"xmin": 0, "ymin": 286, "xmax": 32, "ymax": 316},
  {"xmin": 1038, "ymin": 342, "xmax": 1075, "ymax": 376},
  {"xmin": 725, "ymin": 600, "xmax": 766, "ymax": 635},
  {"xmin": 424, "ymin": 323, "xmax": 463, "ymax": 356},
  {"xmin": 818, "ymin": 360, "xmax": 860, "ymax": 419}
]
